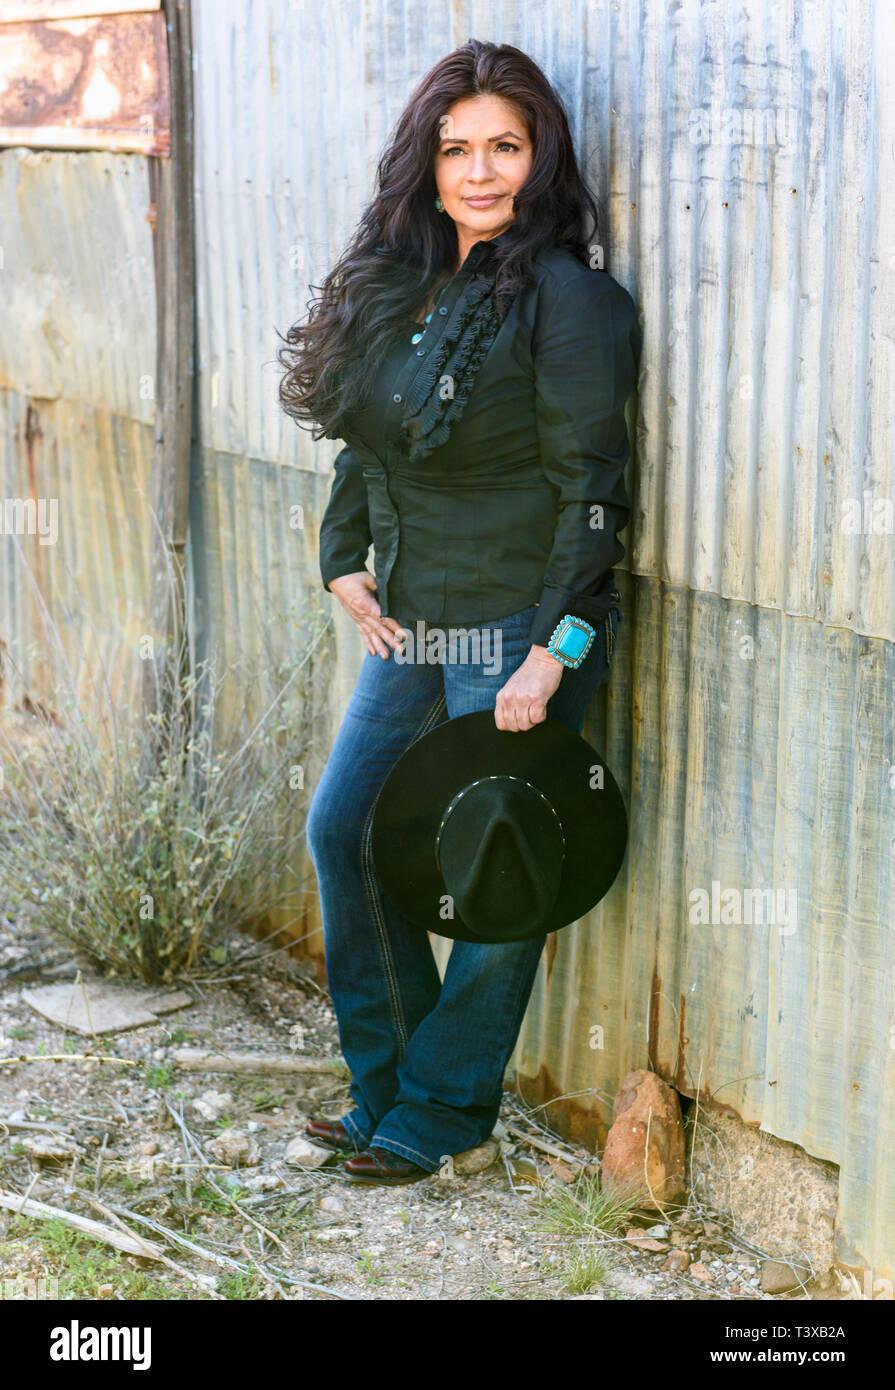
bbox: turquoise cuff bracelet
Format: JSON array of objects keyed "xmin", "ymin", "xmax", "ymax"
[{"xmin": 546, "ymin": 614, "xmax": 597, "ymax": 669}]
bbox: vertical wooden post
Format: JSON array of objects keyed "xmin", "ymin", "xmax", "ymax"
[{"xmin": 144, "ymin": 0, "xmax": 194, "ymax": 743}]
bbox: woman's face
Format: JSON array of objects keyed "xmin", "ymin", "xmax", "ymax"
[{"xmin": 434, "ymin": 94, "xmax": 533, "ymax": 246}]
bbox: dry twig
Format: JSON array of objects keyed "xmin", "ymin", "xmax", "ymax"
[
  {"xmin": 170, "ymin": 1048, "xmax": 347, "ymax": 1077},
  {"xmin": 0, "ymin": 1186, "xmax": 163, "ymax": 1259}
]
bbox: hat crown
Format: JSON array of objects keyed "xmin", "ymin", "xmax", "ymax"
[{"xmin": 436, "ymin": 776, "xmax": 564, "ymax": 940}]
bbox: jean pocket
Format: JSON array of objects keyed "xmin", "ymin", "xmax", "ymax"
[{"xmin": 495, "ymin": 603, "xmax": 539, "ymax": 631}]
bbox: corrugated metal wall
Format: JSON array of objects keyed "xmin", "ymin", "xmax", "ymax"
[
  {"xmin": 0, "ymin": 148, "xmax": 156, "ymax": 712},
  {"xmin": 187, "ymin": 0, "xmax": 895, "ymax": 1275},
  {"xmin": 1, "ymin": 0, "xmax": 891, "ymax": 1278}
]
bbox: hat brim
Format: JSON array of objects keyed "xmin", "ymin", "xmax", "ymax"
[{"xmin": 370, "ymin": 710, "xmax": 627, "ymax": 943}]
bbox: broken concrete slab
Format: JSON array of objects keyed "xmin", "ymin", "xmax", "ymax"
[
  {"xmin": 689, "ymin": 1110, "xmax": 838, "ymax": 1284},
  {"xmin": 21, "ymin": 980, "xmax": 193, "ymax": 1035}
]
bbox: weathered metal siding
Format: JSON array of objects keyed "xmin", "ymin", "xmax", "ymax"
[
  {"xmin": 186, "ymin": 0, "xmax": 895, "ymax": 1275},
  {"xmin": 0, "ymin": 148, "xmax": 156, "ymax": 712},
  {"xmin": 508, "ymin": 0, "xmax": 894, "ymax": 1281},
  {"xmin": 184, "ymin": 0, "xmax": 889, "ymax": 1273},
  {"xmin": 1, "ymin": 0, "xmax": 886, "ymax": 1278},
  {"xmin": 188, "ymin": 0, "xmax": 384, "ymax": 955}
]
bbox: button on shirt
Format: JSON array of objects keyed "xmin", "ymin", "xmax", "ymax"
[{"xmin": 317, "ymin": 234, "xmax": 641, "ymax": 650}]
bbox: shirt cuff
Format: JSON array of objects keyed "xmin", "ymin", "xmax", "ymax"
[
  {"xmin": 528, "ymin": 585, "xmax": 613, "ymax": 651},
  {"xmin": 320, "ymin": 561, "xmax": 371, "ymax": 592}
]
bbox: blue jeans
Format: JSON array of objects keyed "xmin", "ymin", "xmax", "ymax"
[{"xmin": 305, "ymin": 600, "xmax": 619, "ymax": 1171}]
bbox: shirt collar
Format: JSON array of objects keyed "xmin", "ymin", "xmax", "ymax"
[{"xmin": 461, "ymin": 226, "xmax": 514, "ymax": 271}]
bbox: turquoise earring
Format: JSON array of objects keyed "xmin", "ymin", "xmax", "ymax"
[{"xmin": 435, "ymin": 195, "xmax": 444, "ymax": 212}]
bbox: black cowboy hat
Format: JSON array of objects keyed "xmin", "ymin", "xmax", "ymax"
[{"xmin": 370, "ymin": 710, "xmax": 627, "ymax": 944}]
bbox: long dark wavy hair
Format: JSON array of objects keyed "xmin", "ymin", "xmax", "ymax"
[{"xmin": 277, "ymin": 39, "xmax": 601, "ymax": 440}]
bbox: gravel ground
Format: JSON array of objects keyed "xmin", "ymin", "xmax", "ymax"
[{"xmin": 0, "ymin": 915, "xmax": 851, "ymax": 1302}]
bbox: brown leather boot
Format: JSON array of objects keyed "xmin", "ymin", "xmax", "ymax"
[
  {"xmin": 305, "ymin": 1119, "xmax": 357, "ymax": 1152},
  {"xmin": 344, "ymin": 1146, "xmax": 430, "ymax": 1186}
]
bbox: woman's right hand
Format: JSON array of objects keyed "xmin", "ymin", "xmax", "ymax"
[{"xmin": 328, "ymin": 572, "xmax": 407, "ymax": 659}]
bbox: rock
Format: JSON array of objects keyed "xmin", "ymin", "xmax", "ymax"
[
  {"xmin": 314, "ymin": 1226, "xmax": 360, "ymax": 1241},
  {"xmin": 244, "ymin": 1173, "xmax": 282, "ymax": 1192},
  {"xmin": 193, "ymin": 1090, "xmax": 233, "ymax": 1122},
  {"xmin": 284, "ymin": 1135, "xmax": 333, "ymax": 1169},
  {"xmin": 600, "ymin": 1069, "xmax": 686, "ymax": 1208},
  {"xmin": 546, "ymin": 1156, "xmax": 578, "ymax": 1183},
  {"xmin": 506, "ymin": 1155, "xmax": 540, "ymax": 1186},
  {"xmin": 689, "ymin": 1262, "xmax": 714, "ymax": 1282},
  {"xmin": 139, "ymin": 1140, "xmax": 159, "ymax": 1156},
  {"xmin": 453, "ymin": 1140, "xmax": 499, "ymax": 1176},
  {"xmin": 319, "ymin": 1194, "xmax": 345, "ymax": 1213},
  {"xmin": 21, "ymin": 1135, "xmax": 82, "ymax": 1167},
  {"xmin": 760, "ymin": 1259, "xmax": 805, "ymax": 1294},
  {"xmin": 625, "ymin": 1227, "xmax": 669, "ymax": 1252},
  {"xmin": 603, "ymin": 1269, "xmax": 655, "ymax": 1298},
  {"xmin": 134, "ymin": 1155, "xmax": 166, "ymax": 1183},
  {"xmin": 662, "ymin": 1249, "xmax": 691, "ymax": 1273},
  {"xmin": 645, "ymin": 1224, "xmax": 669, "ymax": 1238},
  {"xmin": 703, "ymin": 1220, "xmax": 723, "ymax": 1237},
  {"xmin": 204, "ymin": 1128, "xmax": 261, "ymax": 1167},
  {"xmin": 201, "ymin": 1089, "xmax": 233, "ymax": 1108}
]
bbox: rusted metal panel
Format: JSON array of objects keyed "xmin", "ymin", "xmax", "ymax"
[
  {"xmin": 0, "ymin": 3, "xmax": 159, "ymax": 19},
  {"xmin": 0, "ymin": 9, "xmax": 169, "ymax": 154}
]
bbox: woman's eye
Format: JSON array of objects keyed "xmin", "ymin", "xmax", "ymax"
[{"xmin": 441, "ymin": 143, "xmax": 521, "ymax": 156}]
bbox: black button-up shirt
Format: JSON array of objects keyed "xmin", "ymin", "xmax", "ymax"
[{"xmin": 317, "ymin": 233, "xmax": 641, "ymax": 650}]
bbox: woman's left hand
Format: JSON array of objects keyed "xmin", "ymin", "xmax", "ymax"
[{"xmin": 494, "ymin": 646, "xmax": 564, "ymax": 731}]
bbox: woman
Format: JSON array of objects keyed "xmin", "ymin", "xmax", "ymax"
[{"xmin": 278, "ymin": 39, "xmax": 640, "ymax": 1185}]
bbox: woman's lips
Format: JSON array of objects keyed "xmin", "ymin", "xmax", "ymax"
[{"xmin": 464, "ymin": 195, "xmax": 503, "ymax": 207}]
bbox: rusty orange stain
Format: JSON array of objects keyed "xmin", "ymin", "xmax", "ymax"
[{"xmin": 0, "ymin": 10, "xmax": 170, "ymax": 155}]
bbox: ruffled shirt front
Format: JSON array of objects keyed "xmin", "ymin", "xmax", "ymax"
[
  {"xmin": 401, "ymin": 262, "xmax": 514, "ymax": 462},
  {"xmin": 336, "ymin": 244, "xmax": 514, "ymax": 465}
]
